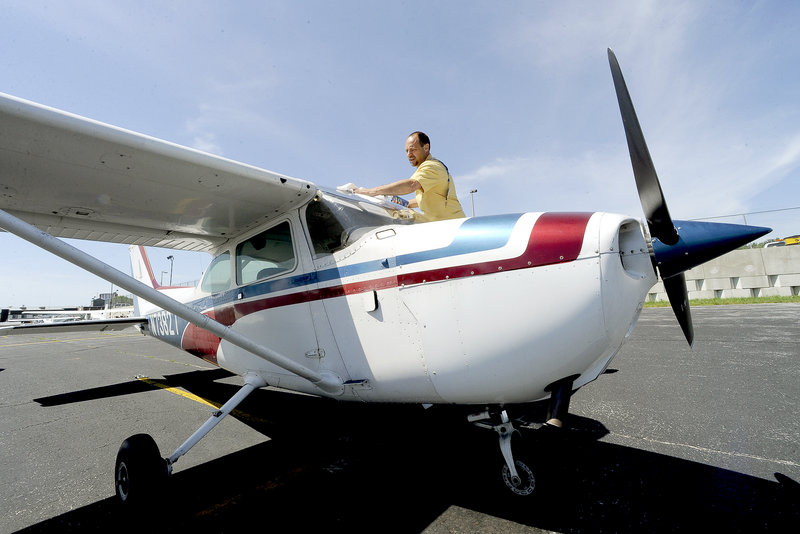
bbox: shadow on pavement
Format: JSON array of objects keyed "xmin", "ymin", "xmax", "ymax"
[{"xmin": 18, "ymin": 371, "xmax": 800, "ymax": 533}]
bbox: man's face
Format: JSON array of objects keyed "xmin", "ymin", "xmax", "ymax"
[{"xmin": 405, "ymin": 135, "xmax": 430, "ymax": 167}]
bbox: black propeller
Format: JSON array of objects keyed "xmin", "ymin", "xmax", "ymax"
[
  {"xmin": 608, "ymin": 49, "xmax": 679, "ymax": 247},
  {"xmin": 607, "ymin": 48, "xmax": 693, "ymax": 345},
  {"xmin": 607, "ymin": 49, "xmax": 770, "ymax": 347}
]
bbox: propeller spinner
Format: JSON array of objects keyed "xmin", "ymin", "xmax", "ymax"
[{"xmin": 607, "ymin": 49, "xmax": 771, "ymax": 347}]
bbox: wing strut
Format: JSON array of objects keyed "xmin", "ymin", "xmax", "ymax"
[
  {"xmin": 0, "ymin": 208, "xmax": 344, "ymax": 395},
  {"xmin": 167, "ymin": 373, "xmax": 268, "ymax": 470}
]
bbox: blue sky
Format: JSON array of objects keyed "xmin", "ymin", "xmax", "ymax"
[{"xmin": 2, "ymin": 1, "xmax": 799, "ymax": 307}]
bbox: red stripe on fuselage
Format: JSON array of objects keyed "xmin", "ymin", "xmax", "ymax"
[
  {"xmin": 530, "ymin": 212, "xmax": 593, "ymax": 265},
  {"xmin": 181, "ymin": 310, "xmax": 221, "ymax": 364},
  {"xmin": 398, "ymin": 212, "xmax": 592, "ymax": 285},
  {"xmin": 182, "ymin": 213, "xmax": 593, "ymax": 352}
]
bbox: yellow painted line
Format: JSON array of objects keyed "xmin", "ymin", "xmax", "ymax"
[
  {"xmin": 136, "ymin": 376, "xmax": 273, "ymax": 425},
  {"xmin": 137, "ymin": 376, "xmax": 220, "ymax": 409}
]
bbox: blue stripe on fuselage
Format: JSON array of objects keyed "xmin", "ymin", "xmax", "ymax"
[
  {"xmin": 205, "ymin": 214, "xmax": 523, "ymax": 307},
  {"xmin": 395, "ymin": 213, "xmax": 522, "ymax": 266},
  {"xmin": 313, "ymin": 213, "xmax": 522, "ymax": 283}
]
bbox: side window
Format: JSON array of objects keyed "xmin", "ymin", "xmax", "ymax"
[
  {"xmin": 236, "ymin": 221, "xmax": 295, "ymax": 285},
  {"xmin": 305, "ymin": 198, "xmax": 345, "ymax": 255},
  {"xmin": 200, "ymin": 251, "xmax": 231, "ymax": 293}
]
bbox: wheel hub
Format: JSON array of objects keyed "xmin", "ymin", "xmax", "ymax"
[{"xmin": 116, "ymin": 461, "xmax": 131, "ymax": 501}]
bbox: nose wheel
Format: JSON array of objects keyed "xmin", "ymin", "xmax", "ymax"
[
  {"xmin": 502, "ymin": 459, "xmax": 535, "ymax": 496},
  {"xmin": 469, "ymin": 409, "xmax": 536, "ymax": 496}
]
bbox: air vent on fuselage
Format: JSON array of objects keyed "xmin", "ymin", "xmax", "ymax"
[{"xmin": 618, "ymin": 220, "xmax": 653, "ymax": 278}]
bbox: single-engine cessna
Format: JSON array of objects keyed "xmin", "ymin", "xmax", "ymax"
[{"xmin": 0, "ymin": 50, "xmax": 769, "ymax": 499}]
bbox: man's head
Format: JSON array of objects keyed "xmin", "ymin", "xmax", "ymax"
[{"xmin": 406, "ymin": 131, "xmax": 431, "ymax": 167}]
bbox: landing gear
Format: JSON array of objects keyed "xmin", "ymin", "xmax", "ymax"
[
  {"xmin": 114, "ymin": 433, "xmax": 167, "ymax": 504},
  {"xmin": 469, "ymin": 377, "xmax": 576, "ymax": 496},
  {"xmin": 114, "ymin": 374, "xmax": 267, "ymax": 504},
  {"xmin": 469, "ymin": 409, "xmax": 536, "ymax": 496}
]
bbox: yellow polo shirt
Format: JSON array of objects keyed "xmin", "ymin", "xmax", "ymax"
[{"xmin": 413, "ymin": 156, "xmax": 466, "ymax": 222}]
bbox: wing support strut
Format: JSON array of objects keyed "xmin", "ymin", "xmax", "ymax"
[
  {"xmin": 166, "ymin": 373, "xmax": 267, "ymax": 472},
  {"xmin": 0, "ymin": 208, "xmax": 343, "ymax": 395}
]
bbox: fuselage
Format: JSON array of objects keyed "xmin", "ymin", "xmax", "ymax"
[{"xmin": 134, "ymin": 192, "xmax": 657, "ymax": 405}]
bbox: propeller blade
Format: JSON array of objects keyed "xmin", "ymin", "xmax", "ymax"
[
  {"xmin": 662, "ymin": 273, "xmax": 694, "ymax": 347},
  {"xmin": 608, "ymin": 50, "xmax": 771, "ymax": 348},
  {"xmin": 608, "ymin": 48, "xmax": 679, "ymax": 246}
]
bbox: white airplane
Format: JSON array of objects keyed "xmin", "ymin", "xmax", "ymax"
[
  {"xmin": 0, "ymin": 305, "xmax": 134, "ymax": 325},
  {"xmin": 0, "ymin": 50, "xmax": 769, "ymax": 500}
]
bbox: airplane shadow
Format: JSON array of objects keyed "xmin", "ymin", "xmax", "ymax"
[
  {"xmin": 32, "ymin": 368, "xmax": 235, "ymax": 406},
  {"xmin": 19, "ymin": 369, "xmax": 800, "ymax": 533}
]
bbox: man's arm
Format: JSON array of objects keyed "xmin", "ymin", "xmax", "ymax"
[{"xmin": 355, "ymin": 178, "xmax": 421, "ymax": 197}]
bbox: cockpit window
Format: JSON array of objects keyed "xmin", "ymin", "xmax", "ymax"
[
  {"xmin": 305, "ymin": 193, "xmax": 413, "ymax": 256},
  {"xmin": 200, "ymin": 251, "xmax": 231, "ymax": 293},
  {"xmin": 236, "ymin": 221, "xmax": 295, "ymax": 285},
  {"xmin": 305, "ymin": 199, "xmax": 346, "ymax": 255}
]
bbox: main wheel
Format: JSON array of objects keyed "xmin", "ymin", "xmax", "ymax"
[
  {"xmin": 115, "ymin": 433, "xmax": 167, "ymax": 505},
  {"xmin": 501, "ymin": 459, "xmax": 536, "ymax": 496}
]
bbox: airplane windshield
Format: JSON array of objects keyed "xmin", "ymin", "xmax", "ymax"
[
  {"xmin": 305, "ymin": 193, "xmax": 413, "ymax": 255},
  {"xmin": 200, "ymin": 251, "xmax": 231, "ymax": 293}
]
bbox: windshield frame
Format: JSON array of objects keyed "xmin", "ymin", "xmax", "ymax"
[{"xmin": 303, "ymin": 188, "xmax": 416, "ymax": 257}]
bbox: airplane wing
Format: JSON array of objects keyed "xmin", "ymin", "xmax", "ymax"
[
  {"xmin": 0, "ymin": 317, "xmax": 146, "ymax": 335},
  {"xmin": 0, "ymin": 93, "xmax": 317, "ymax": 252}
]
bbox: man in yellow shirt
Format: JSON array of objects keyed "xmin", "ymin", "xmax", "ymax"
[{"xmin": 356, "ymin": 131, "xmax": 466, "ymax": 222}]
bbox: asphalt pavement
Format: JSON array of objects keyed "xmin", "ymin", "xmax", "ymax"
[{"xmin": 1, "ymin": 303, "xmax": 798, "ymax": 533}]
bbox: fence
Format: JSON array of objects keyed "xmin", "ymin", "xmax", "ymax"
[{"xmin": 648, "ymin": 246, "xmax": 800, "ymax": 301}]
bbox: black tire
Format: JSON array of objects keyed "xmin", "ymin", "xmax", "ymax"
[{"xmin": 115, "ymin": 433, "xmax": 167, "ymax": 505}]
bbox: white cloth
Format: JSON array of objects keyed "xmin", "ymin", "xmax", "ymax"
[{"xmin": 336, "ymin": 182, "xmax": 359, "ymax": 193}]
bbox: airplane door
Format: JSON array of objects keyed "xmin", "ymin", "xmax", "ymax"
[
  {"xmin": 302, "ymin": 197, "xmax": 438, "ymax": 402},
  {"xmin": 217, "ymin": 218, "xmax": 350, "ymax": 394}
]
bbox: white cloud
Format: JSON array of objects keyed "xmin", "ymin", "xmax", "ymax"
[
  {"xmin": 767, "ymin": 135, "xmax": 800, "ymax": 178},
  {"xmin": 455, "ymin": 149, "xmax": 642, "ymax": 217},
  {"xmin": 190, "ymin": 132, "xmax": 223, "ymax": 155}
]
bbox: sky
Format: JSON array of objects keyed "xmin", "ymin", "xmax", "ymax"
[{"xmin": 1, "ymin": 0, "xmax": 799, "ymax": 308}]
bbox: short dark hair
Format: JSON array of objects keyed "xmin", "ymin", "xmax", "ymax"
[{"xmin": 408, "ymin": 131, "xmax": 430, "ymax": 147}]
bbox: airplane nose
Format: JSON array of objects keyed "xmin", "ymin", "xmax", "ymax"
[{"xmin": 651, "ymin": 220, "xmax": 772, "ymax": 280}]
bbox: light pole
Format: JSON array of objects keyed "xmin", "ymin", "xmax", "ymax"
[
  {"xmin": 469, "ymin": 189, "xmax": 478, "ymax": 217},
  {"xmin": 167, "ymin": 255, "xmax": 174, "ymax": 285}
]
